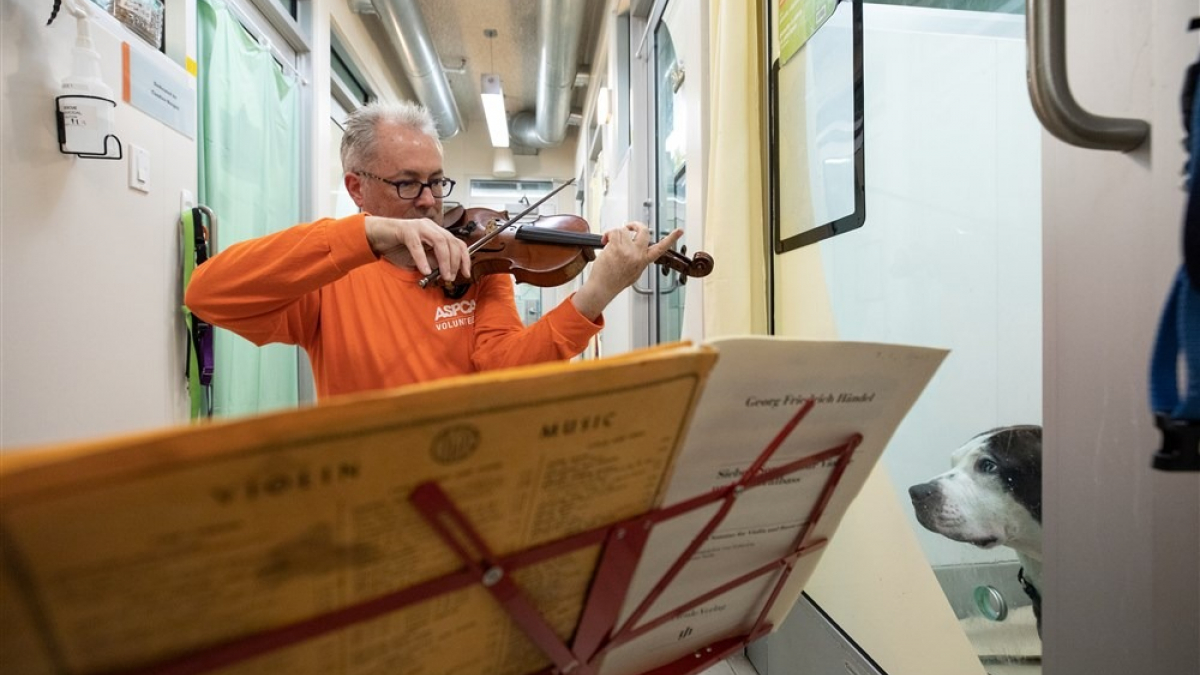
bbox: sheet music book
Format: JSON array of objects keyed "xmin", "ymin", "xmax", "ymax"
[
  {"xmin": 0, "ymin": 338, "xmax": 945, "ymax": 675},
  {"xmin": 597, "ymin": 338, "xmax": 947, "ymax": 675}
]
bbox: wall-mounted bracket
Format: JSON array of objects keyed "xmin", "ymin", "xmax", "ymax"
[{"xmin": 56, "ymin": 94, "xmax": 123, "ymax": 160}]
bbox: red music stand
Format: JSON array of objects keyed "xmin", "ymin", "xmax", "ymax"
[{"xmin": 112, "ymin": 400, "xmax": 861, "ymax": 675}]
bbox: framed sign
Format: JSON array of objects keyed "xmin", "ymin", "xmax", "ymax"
[
  {"xmin": 770, "ymin": 0, "xmax": 865, "ymax": 253},
  {"xmin": 778, "ymin": 0, "xmax": 839, "ymax": 64}
]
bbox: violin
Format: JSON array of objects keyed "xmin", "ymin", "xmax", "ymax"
[{"xmin": 422, "ymin": 205, "xmax": 715, "ymax": 293}]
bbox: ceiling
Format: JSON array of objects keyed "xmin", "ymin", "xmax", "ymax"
[{"xmin": 360, "ymin": 0, "xmax": 608, "ymax": 143}]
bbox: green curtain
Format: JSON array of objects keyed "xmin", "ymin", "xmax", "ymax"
[{"xmin": 197, "ymin": 0, "xmax": 300, "ymax": 417}]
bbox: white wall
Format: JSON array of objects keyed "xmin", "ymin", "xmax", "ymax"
[
  {"xmin": 589, "ymin": 4, "xmax": 639, "ymax": 358},
  {"xmin": 824, "ymin": 7, "xmax": 1043, "ymax": 567},
  {"xmin": 1042, "ymin": 0, "xmax": 1200, "ymax": 672},
  {"xmin": 1, "ymin": 0, "xmax": 197, "ymax": 449},
  {"xmin": 598, "ymin": 151, "xmax": 638, "ymax": 356}
]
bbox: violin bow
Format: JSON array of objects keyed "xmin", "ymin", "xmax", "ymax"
[{"xmin": 419, "ymin": 178, "xmax": 577, "ymax": 288}]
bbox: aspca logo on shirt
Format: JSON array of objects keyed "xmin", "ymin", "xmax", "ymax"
[
  {"xmin": 435, "ymin": 299, "xmax": 476, "ymax": 320},
  {"xmin": 434, "ymin": 299, "xmax": 476, "ymax": 330}
]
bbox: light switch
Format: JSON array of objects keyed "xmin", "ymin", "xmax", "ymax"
[{"xmin": 129, "ymin": 145, "xmax": 150, "ymax": 193}]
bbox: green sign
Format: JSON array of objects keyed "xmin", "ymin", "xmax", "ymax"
[{"xmin": 778, "ymin": 0, "xmax": 838, "ymax": 64}]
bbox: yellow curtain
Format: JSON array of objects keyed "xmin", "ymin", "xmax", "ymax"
[{"xmin": 703, "ymin": 0, "xmax": 769, "ymax": 338}]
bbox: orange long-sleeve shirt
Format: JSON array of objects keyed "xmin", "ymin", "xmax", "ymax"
[{"xmin": 185, "ymin": 213, "xmax": 603, "ymax": 399}]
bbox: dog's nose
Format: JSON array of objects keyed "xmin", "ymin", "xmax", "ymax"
[{"xmin": 909, "ymin": 483, "xmax": 936, "ymax": 502}]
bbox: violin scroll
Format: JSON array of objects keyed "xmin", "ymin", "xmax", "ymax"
[{"xmin": 654, "ymin": 245, "xmax": 714, "ymax": 284}]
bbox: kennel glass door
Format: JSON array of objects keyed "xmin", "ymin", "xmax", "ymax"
[
  {"xmin": 822, "ymin": 1, "xmax": 1043, "ymax": 672},
  {"xmin": 649, "ymin": 1, "xmax": 688, "ymax": 345}
]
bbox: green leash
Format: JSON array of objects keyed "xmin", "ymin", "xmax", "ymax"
[{"xmin": 181, "ymin": 206, "xmax": 215, "ymax": 419}]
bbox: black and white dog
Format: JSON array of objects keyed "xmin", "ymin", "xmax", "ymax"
[{"xmin": 908, "ymin": 425, "xmax": 1042, "ymax": 633}]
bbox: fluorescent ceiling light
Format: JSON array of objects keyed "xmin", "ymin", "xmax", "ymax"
[{"xmin": 481, "ymin": 74, "xmax": 509, "ymax": 148}]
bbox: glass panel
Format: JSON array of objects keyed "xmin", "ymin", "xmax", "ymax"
[
  {"xmin": 772, "ymin": 0, "xmax": 864, "ymax": 252},
  {"xmin": 331, "ymin": 47, "xmax": 370, "ymax": 105},
  {"xmin": 867, "ymin": 0, "xmax": 1024, "ymax": 12},
  {"xmin": 513, "ymin": 286, "xmax": 543, "ymax": 327},
  {"xmin": 266, "ymin": 0, "xmax": 297, "ymax": 18},
  {"xmin": 652, "ymin": 5, "xmax": 686, "ymax": 344},
  {"xmin": 468, "ymin": 179, "xmax": 556, "ymax": 201},
  {"xmin": 823, "ymin": 3, "xmax": 1042, "ymax": 671},
  {"xmin": 465, "ymin": 179, "xmax": 560, "ymax": 326},
  {"xmin": 615, "ymin": 12, "xmax": 632, "ymax": 162}
]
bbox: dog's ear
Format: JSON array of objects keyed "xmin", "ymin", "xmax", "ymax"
[{"xmin": 993, "ymin": 426, "xmax": 1042, "ymax": 522}]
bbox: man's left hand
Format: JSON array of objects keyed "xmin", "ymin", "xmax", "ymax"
[{"xmin": 571, "ymin": 222, "xmax": 685, "ymax": 321}]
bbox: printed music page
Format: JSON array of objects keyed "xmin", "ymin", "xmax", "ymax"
[
  {"xmin": 0, "ymin": 345, "xmax": 715, "ymax": 675},
  {"xmin": 597, "ymin": 337, "xmax": 947, "ymax": 675}
]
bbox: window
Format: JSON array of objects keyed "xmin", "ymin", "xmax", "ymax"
[
  {"xmin": 614, "ymin": 11, "xmax": 632, "ymax": 162},
  {"xmin": 331, "ymin": 33, "xmax": 374, "ymax": 110},
  {"xmin": 468, "ymin": 179, "xmax": 556, "ymax": 204},
  {"xmin": 465, "ymin": 179, "xmax": 560, "ymax": 327},
  {"xmin": 266, "ymin": 0, "xmax": 298, "ymax": 18},
  {"xmin": 329, "ymin": 32, "xmax": 375, "ymax": 218}
]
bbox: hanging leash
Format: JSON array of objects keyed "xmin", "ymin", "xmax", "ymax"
[
  {"xmin": 181, "ymin": 206, "xmax": 216, "ymax": 419},
  {"xmin": 1149, "ymin": 19, "xmax": 1200, "ymax": 471}
]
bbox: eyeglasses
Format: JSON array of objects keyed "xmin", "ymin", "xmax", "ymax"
[{"xmin": 355, "ymin": 171, "xmax": 456, "ymax": 200}]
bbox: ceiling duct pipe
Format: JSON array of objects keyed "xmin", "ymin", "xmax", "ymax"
[
  {"xmin": 509, "ymin": 0, "xmax": 587, "ymax": 148},
  {"xmin": 365, "ymin": 0, "xmax": 465, "ymax": 138}
]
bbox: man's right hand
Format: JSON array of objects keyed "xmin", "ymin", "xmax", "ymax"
[{"xmin": 364, "ymin": 216, "xmax": 472, "ymax": 282}]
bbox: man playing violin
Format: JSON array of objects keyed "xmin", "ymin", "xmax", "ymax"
[{"xmin": 186, "ymin": 101, "xmax": 682, "ymax": 399}]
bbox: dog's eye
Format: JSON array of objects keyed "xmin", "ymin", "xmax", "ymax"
[{"xmin": 976, "ymin": 457, "xmax": 999, "ymax": 474}]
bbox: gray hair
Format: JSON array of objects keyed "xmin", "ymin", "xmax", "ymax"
[{"xmin": 340, "ymin": 101, "xmax": 442, "ymax": 171}]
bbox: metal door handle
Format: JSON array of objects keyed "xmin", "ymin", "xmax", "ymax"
[
  {"xmin": 196, "ymin": 205, "xmax": 218, "ymax": 252},
  {"xmin": 1027, "ymin": 0, "xmax": 1149, "ymax": 152},
  {"xmin": 656, "ymin": 267, "xmax": 681, "ymax": 294},
  {"xmin": 632, "ymin": 199, "xmax": 655, "ymax": 294}
]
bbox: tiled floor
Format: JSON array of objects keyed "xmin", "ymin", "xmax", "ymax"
[
  {"xmin": 964, "ymin": 605, "xmax": 1042, "ymax": 675},
  {"xmin": 703, "ymin": 611, "xmax": 1042, "ymax": 675},
  {"xmin": 698, "ymin": 654, "xmax": 759, "ymax": 675},
  {"xmin": 985, "ymin": 665, "xmax": 1041, "ymax": 675}
]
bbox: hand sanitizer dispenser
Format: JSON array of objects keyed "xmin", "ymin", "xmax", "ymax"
[{"xmin": 57, "ymin": 0, "xmax": 120, "ymax": 158}]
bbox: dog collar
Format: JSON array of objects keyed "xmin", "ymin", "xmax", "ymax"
[{"xmin": 1018, "ymin": 566, "xmax": 1041, "ymax": 604}]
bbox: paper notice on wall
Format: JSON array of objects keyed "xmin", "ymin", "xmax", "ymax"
[
  {"xmin": 122, "ymin": 41, "xmax": 196, "ymax": 138},
  {"xmin": 597, "ymin": 337, "xmax": 947, "ymax": 675}
]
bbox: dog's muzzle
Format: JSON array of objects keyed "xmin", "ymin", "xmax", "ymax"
[{"xmin": 908, "ymin": 482, "xmax": 942, "ymax": 529}]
